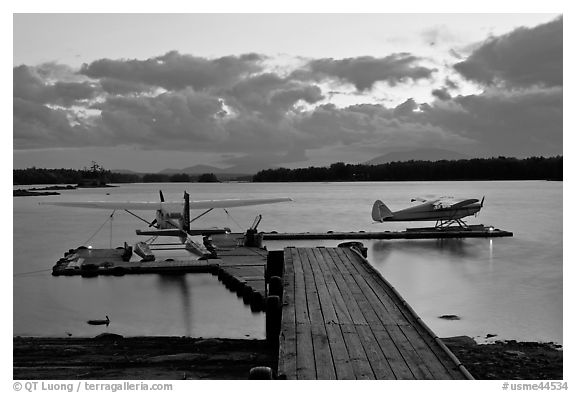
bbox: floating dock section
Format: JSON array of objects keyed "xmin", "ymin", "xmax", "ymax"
[
  {"xmin": 264, "ymin": 225, "xmax": 512, "ymax": 240},
  {"xmin": 269, "ymin": 247, "xmax": 473, "ymax": 380},
  {"xmin": 51, "ymin": 233, "xmax": 270, "ymax": 312}
]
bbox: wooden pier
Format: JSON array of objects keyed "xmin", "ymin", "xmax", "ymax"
[
  {"xmin": 272, "ymin": 247, "xmax": 473, "ymax": 380},
  {"xmin": 50, "ymin": 233, "xmax": 478, "ymax": 379}
]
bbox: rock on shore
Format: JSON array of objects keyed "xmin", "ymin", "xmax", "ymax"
[{"xmin": 442, "ymin": 336, "xmax": 563, "ymax": 380}]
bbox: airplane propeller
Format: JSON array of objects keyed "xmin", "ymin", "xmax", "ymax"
[
  {"xmin": 148, "ymin": 190, "xmax": 166, "ymax": 227},
  {"xmin": 475, "ymin": 196, "xmax": 485, "ymax": 217}
]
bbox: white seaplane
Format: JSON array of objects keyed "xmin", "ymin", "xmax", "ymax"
[
  {"xmin": 371, "ymin": 196, "xmax": 485, "ymax": 229},
  {"xmin": 41, "ymin": 191, "xmax": 291, "ymax": 258}
]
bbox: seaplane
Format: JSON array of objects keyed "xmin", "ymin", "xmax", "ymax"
[
  {"xmin": 41, "ymin": 191, "xmax": 292, "ymax": 259},
  {"xmin": 371, "ymin": 196, "xmax": 485, "ymax": 229}
]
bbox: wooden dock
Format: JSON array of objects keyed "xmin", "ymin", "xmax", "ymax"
[
  {"xmin": 50, "ymin": 233, "xmax": 477, "ymax": 379},
  {"xmin": 263, "ymin": 225, "xmax": 512, "ymax": 240},
  {"xmin": 273, "ymin": 247, "xmax": 473, "ymax": 380}
]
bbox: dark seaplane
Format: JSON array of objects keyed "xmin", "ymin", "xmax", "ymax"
[{"xmin": 371, "ymin": 196, "xmax": 485, "ymax": 229}]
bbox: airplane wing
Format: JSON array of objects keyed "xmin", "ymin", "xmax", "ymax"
[
  {"xmin": 39, "ymin": 201, "xmax": 174, "ymax": 211},
  {"xmin": 188, "ymin": 198, "xmax": 292, "ymax": 209},
  {"xmin": 40, "ymin": 197, "xmax": 292, "ymax": 211},
  {"xmin": 433, "ymin": 198, "xmax": 479, "ymax": 210},
  {"xmin": 448, "ymin": 198, "xmax": 480, "ymax": 208}
]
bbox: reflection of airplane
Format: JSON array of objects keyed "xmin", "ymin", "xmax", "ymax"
[
  {"xmin": 371, "ymin": 196, "xmax": 484, "ymax": 229},
  {"xmin": 41, "ymin": 191, "xmax": 291, "ymax": 257}
]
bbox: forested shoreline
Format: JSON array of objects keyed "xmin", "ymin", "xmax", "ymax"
[
  {"xmin": 253, "ymin": 156, "xmax": 563, "ymax": 182},
  {"xmin": 14, "ymin": 156, "xmax": 562, "ymax": 185}
]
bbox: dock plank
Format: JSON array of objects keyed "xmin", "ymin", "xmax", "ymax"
[
  {"xmin": 327, "ymin": 248, "xmax": 400, "ymax": 326},
  {"xmin": 311, "ymin": 322, "xmax": 337, "ymax": 380},
  {"xmin": 355, "ymin": 324, "xmax": 396, "ymax": 379},
  {"xmin": 325, "ymin": 324, "xmax": 355, "ymax": 380},
  {"xmin": 310, "ymin": 248, "xmax": 352, "ymax": 325},
  {"xmin": 277, "ymin": 249, "xmax": 297, "ymax": 379},
  {"xmin": 385, "ymin": 325, "xmax": 434, "ymax": 380},
  {"xmin": 301, "ymin": 248, "xmax": 338, "ymax": 325},
  {"xmin": 292, "ymin": 249, "xmax": 311, "ymax": 324},
  {"xmin": 340, "ymin": 323, "xmax": 375, "ymax": 379},
  {"xmin": 295, "ymin": 322, "xmax": 316, "ymax": 380},
  {"xmin": 297, "ymin": 249, "xmax": 324, "ymax": 326},
  {"xmin": 370, "ymin": 326, "xmax": 415, "ymax": 379},
  {"xmin": 346, "ymin": 248, "xmax": 423, "ymax": 324},
  {"xmin": 399, "ymin": 324, "xmax": 455, "ymax": 380}
]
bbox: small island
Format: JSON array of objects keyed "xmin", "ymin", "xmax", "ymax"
[{"xmin": 13, "ymin": 189, "xmax": 61, "ymax": 197}]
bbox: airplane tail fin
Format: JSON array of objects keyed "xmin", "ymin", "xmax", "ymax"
[
  {"xmin": 372, "ymin": 200, "xmax": 393, "ymax": 222},
  {"xmin": 182, "ymin": 191, "xmax": 190, "ymax": 233}
]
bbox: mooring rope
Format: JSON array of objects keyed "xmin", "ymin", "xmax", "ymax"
[
  {"xmin": 82, "ymin": 210, "xmax": 116, "ymax": 246},
  {"xmin": 223, "ymin": 209, "xmax": 245, "ymax": 231},
  {"xmin": 13, "ymin": 268, "xmax": 53, "ymax": 277},
  {"xmin": 144, "ymin": 236, "xmax": 159, "ymax": 245}
]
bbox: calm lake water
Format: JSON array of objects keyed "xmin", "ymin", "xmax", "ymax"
[{"xmin": 13, "ymin": 181, "xmax": 562, "ymax": 343}]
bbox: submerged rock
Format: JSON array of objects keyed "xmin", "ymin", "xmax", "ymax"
[
  {"xmin": 439, "ymin": 314, "xmax": 461, "ymax": 320},
  {"xmin": 94, "ymin": 333, "xmax": 124, "ymax": 340}
]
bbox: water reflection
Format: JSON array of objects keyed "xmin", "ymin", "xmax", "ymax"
[
  {"xmin": 372, "ymin": 238, "xmax": 478, "ymax": 260},
  {"xmin": 489, "ymin": 239, "xmax": 494, "ymax": 272},
  {"xmin": 157, "ymin": 274, "xmax": 192, "ymax": 336}
]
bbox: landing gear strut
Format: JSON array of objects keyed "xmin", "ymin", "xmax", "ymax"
[{"xmin": 435, "ymin": 218, "xmax": 469, "ymax": 229}]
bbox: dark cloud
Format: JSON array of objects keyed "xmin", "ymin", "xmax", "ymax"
[
  {"xmin": 99, "ymin": 77, "xmax": 155, "ymax": 95},
  {"xmin": 431, "ymin": 88, "xmax": 451, "ymax": 100},
  {"xmin": 293, "ymin": 54, "xmax": 436, "ymax": 91},
  {"xmin": 95, "ymin": 88, "xmax": 228, "ymax": 148},
  {"xmin": 444, "ymin": 78, "xmax": 459, "ymax": 90},
  {"xmin": 225, "ymin": 73, "xmax": 324, "ymax": 120},
  {"xmin": 409, "ymin": 86, "xmax": 562, "ymax": 156},
  {"xmin": 80, "ymin": 51, "xmax": 265, "ymax": 91},
  {"xmin": 393, "ymin": 98, "xmax": 418, "ymax": 116},
  {"xmin": 454, "ymin": 17, "xmax": 562, "ymax": 87},
  {"xmin": 14, "ymin": 98, "xmax": 98, "ymax": 149},
  {"xmin": 14, "ymin": 65, "xmax": 98, "ymax": 107}
]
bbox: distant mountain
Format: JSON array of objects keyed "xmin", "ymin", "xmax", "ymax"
[
  {"xmin": 158, "ymin": 163, "xmax": 277, "ymax": 176},
  {"xmin": 159, "ymin": 165, "xmax": 230, "ymax": 175},
  {"xmin": 365, "ymin": 148, "xmax": 470, "ymax": 165},
  {"xmin": 111, "ymin": 169, "xmax": 142, "ymax": 174},
  {"xmin": 114, "ymin": 163, "xmax": 275, "ymax": 177}
]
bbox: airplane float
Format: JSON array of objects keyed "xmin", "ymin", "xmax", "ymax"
[
  {"xmin": 371, "ymin": 196, "xmax": 485, "ymax": 229},
  {"xmin": 41, "ymin": 191, "xmax": 292, "ymax": 258}
]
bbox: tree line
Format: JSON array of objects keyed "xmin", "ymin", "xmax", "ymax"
[
  {"xmin": 13, "ymin": 167, "xmax": 221, "ymax": 185},
  {"xmin": 252, "ymin": 156, "xmax": 563, "ymax": 182}
]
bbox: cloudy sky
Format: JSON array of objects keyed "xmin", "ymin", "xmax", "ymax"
[{"xmin": 13, "ymin": 13, "xmax": 562, "ymax": 172}]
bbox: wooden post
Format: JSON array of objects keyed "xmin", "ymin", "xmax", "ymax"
[
  {"xmin": 266, "ymin": 295, "xmax": 282, "ymax": 347},
  {"xmin": 268, "ymin": 276, "xmax": 283, "ymax": 302},
  {"xmin": 266, "ymin": 250, "xmax": 285, "ymax": 281},
  {"xmin": 249, "ymin": 366, "xmax": 273, "ymax": 379}
]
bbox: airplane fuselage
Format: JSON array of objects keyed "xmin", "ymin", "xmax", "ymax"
[
  {"xmin": 155, "ymin": 208, "xmax": 183, "ymax": 230},
  {"xmin": 382, "ymin": 201, "xmax": 482, "ymax": 222}
]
